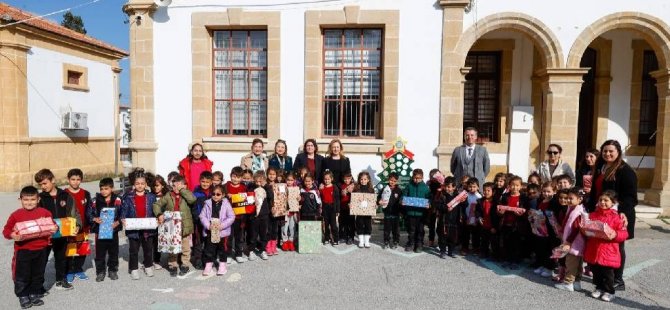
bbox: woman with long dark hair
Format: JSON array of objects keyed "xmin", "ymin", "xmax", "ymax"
[
  {"xmin": 576, "ymin": 148, "xmax": 600, "ymax": 207},
  {"xmin": 293, "ymin": 139, "xmax": 324, "ymax": 183},
  {"xmin": 178, "ymin": 143, "xmax": 214, "ymax": 192}
]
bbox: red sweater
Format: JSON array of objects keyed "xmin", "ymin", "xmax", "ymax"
[
  {"xmin": 65, "ymin": 188, "xmax": 88, "ymax": 229},
  {"xmin": 321, "ymin": 186, "xmax": 335, "ymax": 204},
  {"xmin": 584, "ymin": 208, "xmax": 629, "ymax": 268},
  {"xmin": 3, "ymin": 208, "xmax": 53, "ymax": 251}
]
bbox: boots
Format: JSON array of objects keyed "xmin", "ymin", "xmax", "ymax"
[
  {"xmin": 272, "ymin": 240, "xmax": 279, "ymax": 255},
  {"xmin": 364, "ymin": 235, "xmax": 371, "ymax": 248},
  {"xmin": 281, "ymin": 240, "xmax": 290, "ymax": 251},
  {"xmin": 358, "ymin": 235, "xmax": 364, "ymax": 248},
  {"xmin": 266, "ymin": 241, "xmax": 274, "ymax": 256},
  {"xmin": 202, "ymin": 262, "xmax": 214, "ymax": 276},
  {"xmin": 217, "ymin": 262, "xmax": 227, "ymax": 276}
]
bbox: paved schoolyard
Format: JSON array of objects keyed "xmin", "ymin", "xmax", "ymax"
[{"xmin": 1, "ymin": 187, "xmax": 669, "ymax": 309}]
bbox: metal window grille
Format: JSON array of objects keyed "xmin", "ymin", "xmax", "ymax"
[
  {"xmin": 322, "ymin": 29, "xmax": 382, "ymax": 138},
  {"xmin": 213, "ymin": 30, "xmax": 267, "ymax": 136},
  {"xmin": 639, "ymin": 51, "xmax": 659, "ymax": 146},
  {"xmin": 463, "ymin": 52, "xmax": 501, "ymax": 143}
]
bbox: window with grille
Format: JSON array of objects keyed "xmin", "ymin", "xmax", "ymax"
[
  {"xmin": 212, "ymin": 30, "xmax": 267, "ymax": 136},
  {"xmin": 322, "ymin": 29, "xmax": 382, "ymax": 138},
  {"xmin": 639, "ymin": 50, "xmax": 658, "ymax": 146},
  {"xmin": 463, "ymin": 52, "xmax": 501, "ymax": 143}
]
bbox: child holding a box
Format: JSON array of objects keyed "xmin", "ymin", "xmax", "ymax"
[
  {"xmin": 3, "ymin": 186, "xmax": 57, "ymax": 309},
  {"xmin": 437, "ymin": 177, "xmax": 463, "ymax": 258},
  {"xmin": 122, "ymin": 170, "xmax": 158, "ymax": 280},
  {"xmin": 378, "ymin": 172, "xmax": 402, "ymax": 249},
  {"xmin": 353, "ymin": 171, "xmax": 375, "ymax": 248},
  {"xmin": 497, "ymin": 176, "xmax": 527, "ymax": 269},
  {"xmin": 200, "ymin": 184, "xmax": 235, "ymax": 276},
  {"xmin": 226, "ymin": 166, "xmax": 251, "ymax": 263},
  {"xmin": 459, "ymin": 178, "xmax": 482, "ymax": 256},
  {"xmin": 402, "ymin": 169, "xmax": 430, "ymax": 253},
  {"xmin": 555, "ymin": 187, "xmax": 587, "ymax": 292},
  {"xmin": 88, "ymin": 178, "xmax": 122, "ymax": 282},
  {"xmin": 64, "ymin": 168, "xmax": 92, "ymax": 283},
  {"xmin": 320, "ymin": 171, "xmax": 340, "ymax": 246},
  {"xmin": 477, "ymin": 182, "xmax": 500, "ymax": 260}
]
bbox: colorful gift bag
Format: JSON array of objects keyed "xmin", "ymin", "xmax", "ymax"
[
  {"xmin": 98, "ymin": 208, "xmax": 115, "ymax": 239},
  {"xmin": 545, "ymin": 211, "xmax": 562, "ymax": 235},
  {"xmin": 124, "ymin": 218, "xmax": 158, "ymax": 230},
  {"xmin": 232, "ymin": 192, "xmax": 257, "ymax": 215},
  {"xmin": 401, "ymin": 197, "xmax": 430, "ymax": 208},
  {"xmin": 350, "ymin": 193, "xmax": 378, "ymax": 216},
  {"xmin": 254, "ymin": 187, "xmax": 266, "ymax": 216},
  {"xmin": 447, "ymin": 191, "xmax": 467, "ymax": 210},
  {"xmin": 528, "ymin": 209, "xmax": 548, "ymax": 237},
  {"xmin": 466, "ymin": 203, "xmax": 477, "ymax": 226},
  {"xmin": 287, "ymin": 187, "xmax": 301, "ymax": 212},
  {"xmin": 272, "ymin": 183, "xmax": 288, "ymax": 217},
  {"xmin": 14, "ymin": 217, "xmax": 57, "ymax": 240},
  {"xmin": 210, "ymin": 218, "xmax": 221, "ymax": 243},
  {"xmin": 52, "ymin": 217, "xmax": 77, "ymax": 238},
  {"xmin": 66, "ymin": 243, "xmax": 78, "ymax": 257},
  {"xmin": 157, "ymin": 211, "xmax": 183, "ymax": 254},
  {"xmin": 379, "ymin": 185, "xmax": 392, "ymax": 208},
  {"xmin": 497, "ymin": 205, "xmax": 526, "ymax": 214},
  {"xmin": 298, "ymin": 220, "xmax": 321, "ymax": 254},
  {"xmin": 580, "ymin": 219, "xmax": 615, "ymax": 239},
  {"xmin": 66, "ymin": 241, "xmax": 91, "ymax": 257}
]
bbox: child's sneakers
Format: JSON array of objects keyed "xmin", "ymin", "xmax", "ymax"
[
  {"xmin": 540, "ymin": 269, "xmax": 552, "ymax": 278},
  {"xmin": 202, "ymin": 263, "xmax": 214, "ymax": 276},
  {"xmin": 144, "ymin": 266, "xmax": 155, "ymax": 277},
  {"xmin": 260, "ymin": 251, "xmax": 269, "ymax": 260},
  {"xmin": 573, "ymin": 282, "xmax": 582, "ymax": 291},
  {"xmin": 75, "ymin": 272, "xmax": 89, "ymax": 280},
  {"xmin": 95, "ymin": 273, "xmax": 105, "ymax": 282},
  {"xmin": 554, "ymin": 282, "xmax": 574, "ymax": 291},
  {"xmin": 19, "ymin": 296, "xmax": 31, "ymax": 309},
  {"xmin": 55, "ymin": 280, "xmax": 73, "ymax": 290},
  {"xmin": 178, "ymin": 266, "xmax": 190, "ymax": 276},
  {"xmin": 534, "ymin": 267, "xmax": 544, "ymax": 274},
  {"xmin": 130, "ymin": 269, "xmax": 140, "ymax": 280},
  {"xmin": 65, "ymin": 273, "xmax": 76, "ymax": 284},
  {"xmin": 591, "ymin": 289, "xmax": 603, "ymax": 299},
  {"xmin": 281, "ymin": 241, "xmax": 290, "ymax": 251},
  {"xmin": 28, "ymin": 294, "xmax": 44, "ymax": 307},
  {"xmin": 217, "ymin": 263, "xmax": 227, "ymax": 276},
  {"xmin": 168, "ymin": 267, "xmax": 178, "ymax": 277},
  {"xmin": 153, "ymin": 263, "xmax": 163, "ymax": 270},
  {"xmin": 247, "ymin": 253, "xmax": 258, "ymax": 261},
  {"xmin": 108, "ymin": 271, "xmax": 119, "ymax": 280},
  {"xmin": 234, "ymin": 256, "xmax": 246, "ymax": 264},
  {"xmin": 601, "ymin": 292, "xmax": 615, "ymax": 302}
]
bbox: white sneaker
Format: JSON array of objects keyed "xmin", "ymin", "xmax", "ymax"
[
  {"xmin": 226, "ymin": 257, "xmax": 233, "ymax": 265},
  {"xmin": 534, "ymin": 267, "xmax": 543, "ymax": 274},
  {"xmin": 591, "ymin": 290, "xmax": 603, "ymax": 299},
  {"xmin": 247, "ymin": 253, "xmax": 257, "ymax": 261},
  {"xmin": 541, "ymin": 269, "xmax": 552, "ymax": 278},
  {"xmin": 234, "ymin": 256, "xmax": 246, "ymax": 264},
  {"xmin": 260, "ymin": 251, "xmax": 269, "ymax": 260},
  {"xmin": 554, "ymin": 282, "xmax": 574, "ymax": 291},
  {"xmin": 601, "ymin": 292, "xmax": 614, "ymax": 302},
  {"xmin": 130, "ymin": 269, "xmax": 140, "ymax": 280},
  {"xmin": 573, "ymin": 282, "xmax": 582, "ymax": 291},
  {"xmin": 358, "ymin": 235, "xmax": 364, "ymax": 248},
  {"xmin": 153, "ymin": 263, "xmax": 163, "ymax": 270},
  {"xmin": 144, "ymin": 267, "xmax": 154, "ymax": 277}
]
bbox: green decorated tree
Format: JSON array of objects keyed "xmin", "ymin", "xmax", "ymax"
[{"xmin": 377, "ymin": 137, "xmax": 415, "ymax": 191}]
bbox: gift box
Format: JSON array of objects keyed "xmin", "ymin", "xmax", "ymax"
[
  {"xmin": 98, "ymin": 208, "xmax": 115, "ymax": 239},
  {"xmin": 210, "ymin": 218, "xmax": 221, "ymax": 243},
  {"xmin": 298, "ymin": 220, "xmax": 321, "ymax": 254},
  {"xmin": 379, "ymin": 185, "xmax": 392, "ymax": 208},
  {"xmin": 447, "ymin": 191, "xmax": 468, "ymax": 211},
  {"xmin": 350, "ymin": 193, "xmax": 378, "ymax": 216},
  {"xmin": 497, "ymin": 205, "xmax": 526, "ymax": 214},
  {"xmin": 66, "ymin": 241, "xmax": 91, "ymax": 257},
  {"xmin": 73, "ymin": 232, "xmax": 88, "ymax": 242},
  {"xmin": 465, "ymin": 203, "xmax": 477, "ymax": 226},
  {"xmin": 401, "ymin": 197, "xmax": 429, "ymax": 208},
  {"xmin": 124, "ymin": 218, "xmax": 158, "ymax": 230},
  {"xmin": 287, "ymin": 187, "xmax": 301, "ymax": 212},
  {"xmin": 550, "ymin": 246, "xmax": 569, "ymax": 259},
  {"xmin": 231, "ymin": 192, "xmax": 257, "ymax": 215},
  {"xmin": 254, "ymin": 187, "xmax": 266, "ymax": 216},
  {"xmin": 580, "ymin": 219, "xmax": 615, "ymax": 240},
  {"xmin": 582, "ymin": 175, "xmax": 593, "ymax": 191},
  {"xmin": 157, "ymin": 211, "xmax": 183, "ymax": 254},
  {"xmin": 52, "ymin": 217, "xmax": 77, "ymax": 238},
  {"xmin": 528, "ymin": 209, "xmax": 548, "ymax": 237},
  {"xmin": 272, "ymin": 183, "xmax": 288, "ymax": 217},
  {"xmin": 544, "ymin": 210, "xmax": 562, "ymax": 236},
  {"xmin": 13, "ymin": 217, "xmax": 57, "ymax": 240}
]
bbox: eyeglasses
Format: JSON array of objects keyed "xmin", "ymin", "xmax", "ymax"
[
  {"xmin": 546, "ymin": 151, "xmax": 559, "ymax": 155},
  {"xmin": 213, "ymin": 193, "xmax": 223, "ymax": 196}
]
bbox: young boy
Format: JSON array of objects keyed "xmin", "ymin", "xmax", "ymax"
[
  {"xmin": 122, "ymin": 171, "xmax": 157, "ymax": 280},
  {"xmin": 379, "ymin": 173, "xmax": 402, "ymax": 249},
  {"xmin": 556, "ymin": 174, "xmax": 573, "ymax": 190},
  {"xmin": 251, "ymin": 171, "xmax": 273, "ymax": 259},
  {"xmin": 34, "ymin": 168, "xmax": 80, "ymax": 290},
  {"xmin": 226, "ymin": 167, "xmax": 251, "ymax": 263},
  {"xmin": 4, "ymin": 186, "xmax": 57, "ymax": 309},
  {"xmin": 338, "ymin": 173, "xmax": 355, "ymax": 245},
  {"xmin": 241, "ymin": 169, "xmax": 254, "ymax": 188},
  {"xmin": 459, "ymin": 178, "xmax": 482, "ymax": 256},
  {"xmin": 497, "ymin": 175, "xmax": 527, "ymax": 269},
  {"xmin": 477, "ymin": 182, "xmax": 500, "ymax": 259},
  {"xmin": 212, "ymin": 171, "xmax": 224, "ymax": 186},
  {"xmin": 88, "ymin": 178, "xmax": 122, "ymax": 282},
  {"xmin": 437, "ymin": 177, "xmax": 461, "ymax": 258},
  {"xmin": 191, "ymin": 171, "xmax": 214, "ymax": 269},
  {"xmin": 320, "ymin": 171, "xmax": 340, "ymax": 246},
  {"xmin": 402, "ymin": 169, "xmax": 430, "ymax": 253},
  {"xmin": 153, "ymin": 175, "xmax": 196, "ymax": 277},
  {"xmin": 64, "ymin": 168, "xmax": 92, "ymax": 283}
]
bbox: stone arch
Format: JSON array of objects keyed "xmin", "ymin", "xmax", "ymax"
[
  {"xmin": 453, "ymin": 12, "xmax": 564, "ymax": 68},
  {"xmin": 567, "ymin": 12, "xmax": 670, "ymax": 68}
]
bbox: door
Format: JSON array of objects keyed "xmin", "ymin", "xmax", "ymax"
[{"xmin": 576, "ymin": 48, "xmax": 597, "ymax": 166}]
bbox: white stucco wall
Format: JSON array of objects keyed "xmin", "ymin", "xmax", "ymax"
[{"xmin": 26, "ymin": 47, "xmax": 115, "ymax": 138}]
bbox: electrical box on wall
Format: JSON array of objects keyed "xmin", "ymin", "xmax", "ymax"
[
  {"xmin": 510, "ymin": 105, "xmax": 534, "ymax": 131},
  {"xmin": 61, "ymin": 112, "xmax": 88, "ymax": 130}
]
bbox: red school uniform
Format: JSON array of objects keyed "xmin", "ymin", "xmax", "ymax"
[{"xmin": 3, "ymin": 208, "xmax": 54, "ymax": 251}]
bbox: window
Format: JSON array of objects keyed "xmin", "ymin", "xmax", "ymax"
[
  {"xmin": 67, "ymin": 71, "xmax": 82, "ymax": 85},
  {"xmin": 464, "ymin": 52, "xmax": 501, "ymax": 143},
  {"xmin": 62, "ymin": 63, "xmax": 88, "ymax": 91},
  {"xmin": 639, "ymin": 51, "xmax": 659, "ymax": 146},
  {"xmin": 322, "ymin": 29, "xmax": 382, "ymax": 138},
  {"xmin": 212, "ymin": 30, "xmax": 267, "ymax": 136}
]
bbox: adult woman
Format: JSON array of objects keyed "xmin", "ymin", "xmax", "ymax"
[
  {"xmin": 589, "ymin": 140, "xmax": 637, "ymax": 291},
  {"xmin": 321, "ymin": 139, "xmax": 351, "ymax": 186},
  {"xmin": 240, "ymin": 138, "xmax": 269, "ymax": 173},
  {"xmin": 576, "ymin": 148, "xmax": 600, "ymax": 207},
  {"xmin": 178, "ymin": 143, "xmax": 214, "ymax": 192},
  {"xmin": 293, "ymin": 139, "xmax": 324, "ymax": 182},
  {"xmin": 268, "ymin": 139, "xmax": 293, "ymax": 172},
  {"xmin": 534, "ymin": 144, "xmax": 575, "ymax": 184}
]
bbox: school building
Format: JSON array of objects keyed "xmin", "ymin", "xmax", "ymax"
[
  {"xmin": 0, "ymin": 3, "xmax": 128, "ymax": 191},
  {"xmin": 123, "ymin": 0, "xmax": 670, "ymax": 211}
]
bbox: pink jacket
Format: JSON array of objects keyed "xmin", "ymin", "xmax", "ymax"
[
  {"xmin": 562, "ymin": 204, "xmax": 586, "ymax": 256},
  {"xmin": 584, "ymin": 208, "xmax": 628, "ymax": 268},
  {"xmin": 199, "ymin": 198, "xmax": 235, "ymax": 238}
]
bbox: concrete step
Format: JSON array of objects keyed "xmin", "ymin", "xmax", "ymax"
[{"xmin": 636, "ymin": 204, "xmax": 663, "ymax": 219}]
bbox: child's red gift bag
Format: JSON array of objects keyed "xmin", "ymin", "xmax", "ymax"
[
  {"xmin": 231, "ymin": 192, "xmax": 256, "ymax": 215},
  {"xmin": 13, "ymin": 217, "xmax": 57, "ymax": 240},
  {"xmin": 580, "ymin": 219, "xmax": 615, "ymax": 240}
]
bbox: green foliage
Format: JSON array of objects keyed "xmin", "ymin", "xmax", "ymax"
[{"xmin": 61, "ymin": 11, "xmax": 87, "ymax": 34}]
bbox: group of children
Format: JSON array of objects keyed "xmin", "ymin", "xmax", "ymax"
[{"xmin": 3, "ymin": 166, "xmax": 628, "ymax": 309}]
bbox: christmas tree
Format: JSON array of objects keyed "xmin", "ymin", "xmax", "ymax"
[{"xmin": 377, "ymin": 137, "xmax": 415, "ymax": 191}]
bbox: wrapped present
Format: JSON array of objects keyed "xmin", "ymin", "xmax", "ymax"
[
  {"xmin": 447, "ymin": 191, "xmax": 468, "ymax": 211},
  {"xmin": 401, "ymin": 197, "xmax": 429, "ymax": 208},
  {"xmin": 124, "ymin": 218, "xmax": 158, "ymax": 230},
  {"xmin": 545, "ymin": 210, "xmax": 562, "ymax": 235},
  {"xmin": 272, "ymin": 183, "xmax": 288, "ymax": 217},
  {"xmin": 580, "ymin": 219, "xmax": 615, "ymax": 240},
  {"xmin": 466, "ymin": 203, "xmax": 477, "ymax": 226},
  {"xmin": 52, "ymin": 217, "xmax": 77, "ymax": 238},
  {"xmin": 13, "ymin": 217, "xmax": 57, "ymax": 241},
  {"xmin": 379, "ymin": 186, "xmax": 392, "ymax": 208},
  {"xmin": 157, "ymin": 211, "xmax": 182, "ymax": 254},
  {"xmin": 582, "ymin": 175, "xmax": 593, "ymax": 191},
  {"xmin": 232, "ymin": 192, "xmax": 257, "ymax": 215},
  {"xmin": 550, "ymin": 246, "xmax": 569, "ymax": 259},
  {"xmin": 210, "ymin": 218, "xmax": 221, "ymax": 243},
  {"xmin": 287, "ymin": 187, "xmax": 301, "ymax": 212},
  {"xmin": 298, "ymin": 220, "xmax": 321, "ymax": 254},
  {"xmin": 350, "ymin": 193, "xmax": 378, "ymax": 216},
  {"xmin": 73, "ymin": 232, "xmax": 88, "ymax": 242},
  {"xmin": 65, "ymin": 241, "xmax": 91, "ymax": 257},
  {"xmin": 528, "ymin": 209, "xmax": 548, "ymax": 237},
  {"xmin": 98, "ymin": 208, "xmax": 115, "ymax": 239},
  {"xmin": 497, "ymin": 205, "xmax": 526, "ymax": 214},
  {"xmin": 254, "ymin": 187, "xmax": 266, "ymax": 216}
]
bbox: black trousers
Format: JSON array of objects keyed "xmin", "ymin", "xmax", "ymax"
[
  {"xmin": 269, "ymin": 216, "xmax": 284, "ymax": 241},
  {"xmin": 383, "ymin": 217, "xmax": 400, "ymax": 244},
  {"xmin": 426, "ymin": 211, "xmax": 437, "ymax": 242},
  {"xmin": 532, "ymin": 235, "xmax": 555, "ymax": 269},
  {"xmin": 322, "ymin": 204, "xmax": 339, "ymax": 242},
  {"xmin": 479, "ymin": 228, "xmax": 495, "ymax": 258},
  {"xmin": 460, "ymin": 225, "xmax": 481, "ymax": 251},
  {"xmin": 232, "ymin": 216, "xmax": 246, "ymax": 257},
  {"xmin": 339, "ymin": 211, "xmax": 355, "ymax": 240},
  {"xmin": 153, "ymin": 235, "xmax": 161, "ymax": 264},
  {"xmin": 406, "ymin": 215, "xmax": 425, "ymax": 246},
  {"xmin": 355, "ymin": 216, "xmax": 372, "ymax": 235},
  {"xmin": 614, "ymin": 242, "xmax": 626, "ymax": 283},
  {"xmin": 592, "ymin": 264, "xmax": 615, "ymax": 294},
  {"xmin": 253, "ymin": 216, "xmax": 268, "ymax": 252},
  {"xmin": 203, "ymin": 236, "xmax": 230, "ymax": 264},
  {"xmin": 13, "ymin": 249, "xmax": 48, "ymax": 297},
  {"xmin": 95, "ymin": 233, "xmax": 119, "ymax": 273},
  {"xmin": 191, "ymin": 221, "xmax": 204, "ymax": 265},
  {"xmin": 45, "ymin": 238, "xmax": 70, "ymax": 281},
  {"xmin": 500, "ymin": 226, "xmax": 521, "ymax": 263},
  {"xmin": 437, "ymin": 221, "xmax": 459, "ymax": 254},
  {"xmin": 128, "ymin": 235, "xmax": 153, "ymax": 271}
]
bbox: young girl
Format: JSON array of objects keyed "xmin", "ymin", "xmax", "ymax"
[
  {"xmin": 354, "ymin": 172, "xmax": 375, "ymax": 248},
  {"xmin": 493, "ymin": 172, "xmax": 507, "ymax": 202},
  {"xmin": 299, "ymin": 174, "xmax": 321, "ymax": 221},
  {"xmin": 426, "ymin": 169, "xmax": 442, "ymax": 248},
  {"xmin": 531, "ymin": 182, "xmax": 557, "ymax": 278},
  {"xmin": 121, "ymin": 169, "xmax": 157, "ymax": 280},
  {"xmin": 552, "ymin": 188, "xmax": 570, "ymax": 282},
  {"xmin": 267, "ymin": 167, "xmax": 285, "ymax": 255},
  {"xmin": 297, "ymin": 167, "xmax": 309, "ymax": 187},
  {"xmin": 338, "ymin": 173, "xmax": 355, "ymax": 245},
  {"xmin": 555, "ymin": 188, "xmax": 587, "ymax": 292},
  {"xmin": 281, "ymin": 172, "xmax": 299, "ymax": 251},
  {"xmin": 497, "ymin": 176, "xmax": 527, "ymax": 269},
  {"xmin": 199, "ymin": 184, "xmax": 235, "ymax": 276},
  {"xmin": 584, "ymin": 190, "xmax": 628, "ymax": 302},
  {"xmin": 320, "ymin": 171, "xmax": 340, "ymax": 245},
  {"xmin": 150, "ymin": 175, "xmax": 169, "ymax": 269},
  {"xmin": 527, "ymin": 172, "xmax": 542, "ymax": 187}
]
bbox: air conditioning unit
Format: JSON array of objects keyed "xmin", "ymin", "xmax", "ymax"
[{"xmin": 61, "ymin": 112, "xmax": 88, "ymax": 130}]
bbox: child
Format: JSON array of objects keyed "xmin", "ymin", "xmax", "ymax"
[
  {"xmin": 403, "ymin": 169, "xmax": 430, "ymax": 252},
  {"xmin": 150, "ymin": 175, "xmax": 169, "ymax": 270},
  {"xmin": 212, "ymin": 171, "xmax": 224, "ymax": 186},
  {"xmin": 297, "ymin": 166, "xmax": 309, "ymax": 187},
  {"xmin": 226, "ymin": 167, "xmax": 253, "ymax": 263},
  {"xmin": 426, "ymin": 169, "xmax": 442, "ymax": 248},
  {"xmin": 477, "ymin": 182, "xmax": 500, "ymax": 259},
  {"xmin": 199, "ymin": 184, "xmax": 235, "ymax": 276},
  {"xmin": 338, "ymin": 173, "xmax": 355, "ymax": 245},
  {"xmin": 436, "ymin": 177, "xmax": 462, "ymax": 258},
  {"xmin": 379, "ymin": 172, "xmax": 402, "ymax": 249},
  {"xmin": 519, "ymin": 183, "xmax": 541, "ymax": 261},
  {"xmin": 584, "ymin": 190, "xmax": 628, "ymax": 302},
  {"xmin": 531, "ymin": 182, "xmax": 557, "ymax": 278},
  {"xmin": 321, "ymin": 171, "xmax": 341, "ymax": 245},
  {"xmin": 251, "ymin": 171, "xmax": 272, "ymax": 260},
  {"xmin": 241, "ymin": 169, "xmax": 254, "ymax": 188},
  {"xmin": 556, "ymin": 174, "xmax": 573, "ymax": 190},
  {"xmin": 527, "ymin": 172, "xmax": 542, "ymax": 186},
  {"xmin": 459, "ymin": 178, "xmax": 482, "ymax": 255},
  {"xmin": 64, "ymin": 168, "xmax": 92, "ymax": 283},
  {"xmin": 88, "ymin": 178, "xmax": 122, "ymax": 282},
  {"xmin": 281, "ymin": 172, "xmax": 299, "ymax": 251},
  {"xmin": 493, "ymin": 172, "xmax": 507, "ymax": 202},
  {"xmin": 267, "ymin": 167, "xmax": 285, "ymax": 254},
  {"xmin": 497, "ymin": 176, "xmax": 527, "ymax": 269},
  {"xmin": 153, "ymin": 175, "xmax": 196, "ymax": 277},
  {"xmin": 34, "ymin": 168, "xmax": 80, "ymax": 290},
  {"xmin": 458, "ymin": 175, "xmax": 470, "ymax": 192},
  {"xmin": 122, "ymin": 171, "xmax": 157, "ymax": 280},
  {"xmin": 555, "ymin": 187, "xmax": 587, "ymax": 292},
  {"xmin": 299, "ymin": 174, "xmax": 321, "ymax": 221},
  {"xmin": 353, "ymin": 171, "xmax": 375, "ymax": 248},
  {"xmin": 552, "ymin": 188, "xmax": 571, "ymax": 282},
  {"xmin": 191, "ymin": 171, "xmax": 214, "ymax": 269},
  {"xmin": 4, "ymin": 186, "xmax": 57, "ymax": 309}
]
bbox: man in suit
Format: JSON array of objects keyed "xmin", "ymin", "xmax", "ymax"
[{"xmin": 450, "ymin": 127, "xmax": 491, "ymax": 184}]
